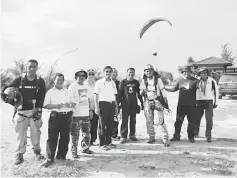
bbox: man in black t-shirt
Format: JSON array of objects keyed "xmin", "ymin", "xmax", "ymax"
[
  {"xmin": 119, "ymin": 68, "xmax": 143, "ymax": 144},
  {"xmin": 165, "ymin": 66, "xmax": 199, "ymax": 143},
  {"xmin": 2, "ymin": 59, "xmax": 46, "ymax": 165}
]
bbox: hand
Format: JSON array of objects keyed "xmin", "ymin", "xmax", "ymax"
[
  {"xmin": 141, "ymin": 104, "xmax": 144, "ymax": 110},
  {"xmin": 141, "ymin": 90, "xmax": 147, "ymax": 97},
  {"xmin": 213, "ymin": 105, "xmax": 218, "ymax": 109},
  {"xmin": 95, "ymin": 108, "xmax": 100, "ymax": 116},
  {"xmin": 56, "ymin": 103, "xmax": 64, "ymax": 109},
  {"xmin": 89, "ymin": 110, "xmax": 93, "ymax": 120},
  {"xmin": 163, "ymin": 97, "xmax": 168, "ymax": 104}
]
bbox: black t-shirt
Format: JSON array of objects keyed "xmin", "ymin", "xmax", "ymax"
[
  {"xmin": 120, "ymin": 79, "xmax": 142, "ymax": 107},
  {"xmin": 6, "ymin": 75, "xmax": 46, "ymax": 110},
  {"xmin": 114, "ymin": 79, "xmax": 120, "ymax": 102},
  {"xmin": 174, "ymin": 77, "xmax": 199, "ymax": 106}
]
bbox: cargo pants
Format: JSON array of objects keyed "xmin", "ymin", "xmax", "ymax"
[
  {"xmin": 144, "ymin": 99, "xmax": 169, "ymax": 142},
  {"xmin": 70, "ymin": 116, "xmax": 91, "ymax": 154},
  {"xmin": 13, "ymin": 110, "xmax": 43, "ymax": 154}
]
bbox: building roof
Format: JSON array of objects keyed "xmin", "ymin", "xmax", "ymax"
[{"xmin": 192, "ymin": 56, "xmax": 232, "ymax": 66}]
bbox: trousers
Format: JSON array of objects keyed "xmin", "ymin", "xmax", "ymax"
[
  {"xmin": 144, "ymin": 100, "xmax": 169, "ymax": 142},
  {"xmin": 13, "ymin": 110, "xmax": 42, "ymax": 154}
]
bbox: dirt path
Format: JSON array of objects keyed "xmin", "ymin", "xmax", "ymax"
[{"xmin": 1, "ymin": 94, "xmax": 236, "ymax": 177}]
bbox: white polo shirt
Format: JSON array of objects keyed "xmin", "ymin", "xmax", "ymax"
[
  {"xmin": 68, "ymin": 81, "xmax": 90, "ymax": 117},
  {"xmin": 44, "ymin": 87, "xmax": 73, "ymax": 112},
  {"xmin": 94, "ymin": 78, "xmax": 117, "ymax": 102}
]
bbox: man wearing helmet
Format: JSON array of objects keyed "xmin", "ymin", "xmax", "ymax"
[
  {"xmin": 68, "ymin": 70, "xmax": 94, "ymax": 158},
  {"xmin": 140, "ymin": 64, "xmax": 170, "ymax": 146},
  {"xmin": 1, "ymin": 59, "xmax": 46, "ymax": 165}
]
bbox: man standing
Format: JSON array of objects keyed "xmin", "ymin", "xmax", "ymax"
[
  {"xmin": 119, "ymin": 68, "xmax": 144, "ymax": 144},
  {"xmin": 87, "ymin": 69, "xmax": 99, "ymax": 145},
  {"xmin": 68, "ymin": 70, "xmax": 94, "ymax": 158},
  {"xmin": 140, "ymin": 64, "xmax": 170, "ymax": 146},
  {"xmin": 42, "ymin": 73, "xmax": 76, "ymax": 167},
  {"xmin": 1, "ymin": 59, "xmax": 46, "ymax": 165},
  {"xmin": 165, "ymin": 66, "xmax": 199, "ymax": 143},
  {"xmin": 111, "ymin": 68, "xmax": 120, "ymax": 139},
  {"xmin": 94, "ymin": 66, "xmax": 117, "ymax": 150},
  {"xmin": 195, "ymin": 67, "xmax": 219, "ymax": 142}
]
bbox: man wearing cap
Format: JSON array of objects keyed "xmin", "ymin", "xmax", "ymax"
[
  {"xmin": 42, "ymin": 73, "xmax": 75, "ymax": 167},
  {"xmin": 140, "ymin": 64, "xmax": 170, "ymax": 146},
  {"xmin": 94, "ymin": 66, "xmax": 117, "ymax": 150},
  {"xmin": 194, "ymin": 67, "xmax": 219, "ymax": 142},
  {"xmin": 119, "ymin": 67, "xmax": 144, "ymax": 144},
  {"xmin": 68, "ymin": 70, "xmax": 94, "ymax": 158},
  {"xmin": 1, "ymin": 59, "xmax": 46, "ymax": 165},
  {"xmin": 165, "ymin": 66, "xmax": 199, "ymax": 143},
  {"xmin": 111, "ymin": 68, "xmax": 120, "ymax": 139},
  {"xmin": 87, "ymin": 69, "xmax": 99, "ymax": 145}
]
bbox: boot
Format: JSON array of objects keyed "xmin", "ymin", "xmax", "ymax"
[
  {"xmin": 170, "ymin": 134, "xmax": 180, "ymax": 141},
  {"xmin": 82, "ymin": 148, "xmax": 94, "ymax": 154},
  {"xmin": 72, "ymin": 153, "xmax": 79, "ymax": 159},
  {"xmin": 188, "ymin": 137, "xmax": 195, "ymax": 143},
  {"xmin": 130, "ymin": 136, "xmax": 138, "ymax": 141},
  {"xmin": 147, "ymin": 136, "xmax": 155, "ymax": 143},
  {"xmin": 41, "ymin": 159, "xmax": 54, "ymax": 168},
  {"xmin": 14, "ymin": 153, "xmax": 24, "ymax": 165},
  {"xmin": 120, "ymin": 138, "xmax": 127, "ymax": 144},
  {"xmin": 207, "ymin": 137, "xmax": 212, "ymax": 142}
]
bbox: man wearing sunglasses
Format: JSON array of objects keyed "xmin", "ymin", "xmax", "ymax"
[
  {"xmin": 87, "ymin": 69, "xmax": 99, "ymax": 145},
  {"xmin": 68, "ymin": 70, "xmax": 94, "ymax": 158},
  {"xmin": 94, "ymin": 66, "xmax": 117, "ymax": 151}
]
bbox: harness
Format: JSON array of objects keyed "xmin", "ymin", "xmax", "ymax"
[
  {"xmin": 13, "ymin": 74, "xmax": 41, "ymax": 118},
  {"xmin": 143, "ymin": 73, "xmax": 170, "ymax": 111}
]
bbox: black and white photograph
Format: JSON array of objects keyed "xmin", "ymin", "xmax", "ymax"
[{"xmin": 1, "ymin": 0, "xmax": 237, "ymax": 177}]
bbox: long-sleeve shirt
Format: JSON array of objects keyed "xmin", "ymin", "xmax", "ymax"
[
  {"xmin": 119, "ymin": 78, "xmax": 143, "ymax": 107},
  {"xmin": 140, "ymin": 77, "xmax": 167, "ymax": 100},
  {"xmin": 196, "ymin": 77, "xmax": 219, "ymax": 105},
  {"xmin": 3, "ymin": 74, "xmax": 46, "ymax": 110}
]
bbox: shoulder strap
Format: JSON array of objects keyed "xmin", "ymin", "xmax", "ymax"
[
  {"xmin": 20, "ymin": 73, "xmax": 26, "ymax": 88},
  {"xmin": 144, "ymin": 75, "xmax": 159, "ymax": 92}
]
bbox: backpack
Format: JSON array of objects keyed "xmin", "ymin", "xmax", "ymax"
[{"xmin": 143, "ymin": 73, "xmax": 170, "ymax": 109}]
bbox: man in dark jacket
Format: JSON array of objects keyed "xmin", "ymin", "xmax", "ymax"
[
  {"xmin": 119, "ymin": 68, "xmax": 144, "ymax": 143},
  {"xmin": 1, "ymin": 59, "xmax": 46, "ymax": 165}
]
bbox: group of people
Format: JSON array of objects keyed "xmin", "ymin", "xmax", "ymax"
[{"xmin": 1, "ymin": 59, "xmax": 219, "ymax": 168}]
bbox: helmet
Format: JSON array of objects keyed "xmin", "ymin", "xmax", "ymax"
[
  {"xmin": 2, "ymin": 87, "xmax": 23, "ymax": 107},
  {"xmin": 144, "ymin": 64, "xmax": 154, "ymax": 71}
]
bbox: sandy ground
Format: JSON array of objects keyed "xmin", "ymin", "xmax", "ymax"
[{"xmin": 1, "ymin": 92, "xmax": 237, "ymax": 177}]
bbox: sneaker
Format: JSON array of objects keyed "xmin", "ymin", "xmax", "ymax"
[
  {"xmin": 147, "ymin": 137, "xmax": 155, "ymax": 144},
  {"xmin": 82, "ymin": 148, "xmax": 94, "ymax": 154},
  {"xmin": 56, "ymin": 155, "xmax": 66, "ymax": 160},
  {"xmin": 33, "ymin": 150, "xmax": 44, "ymax": 160},
  {"xmin": 14, "ymin": 153, "xmax": 24, "ymax": 165},
  {"xmin": 120, "ymin": 138, "xmax": 127, "ymax": 144},
  {"xmin": 170, "ymin": 136, "xmax": 180, "ymax": 141},
  {"xmin": 188, "ymin": 137, "xmax": 195, "ymax": 143},
  {"xmin": 102, "ymin": 145, "xmax": 110, "ymax": 151},
  {"xmin": 108, "ymin": 143, "xmax": 116, "ymax": 149},
  {"xmin": 163, "ymin": 140, "xmax": 170, "ymax": 147},
  {"xmin": 72, "ymin": 153, "xmax": 79, "ymax": 159},
  {"xmin": 130, "ymin": 136, "xmax": 138, "ymax": 141},
  {"xmin": 111, "ymin": 135, "xmax": 118, "ymax": 139},
  {"xmin": 207, "ymin": 137, "xmax": 212, "ymax": 142},
  {"xmin": 41, "ymin": 159, "xmax": 54, "ymax": 168}
]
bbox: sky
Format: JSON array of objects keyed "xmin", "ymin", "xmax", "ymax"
[{"xmin": 1, "ymin": 0, "xmax": 237, "ymax": 79}]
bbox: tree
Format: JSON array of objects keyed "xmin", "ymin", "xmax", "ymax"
[
  {"xmin": 221, "ymin": 43, "xmax": 236, "ymax": 64},
  {"xmin": 0, "ymin": 68, "xmax": 13, "ymax": 89},
  {"xmin": 158, "ymin": 71, "xmax": 174, "ymax": 85}
]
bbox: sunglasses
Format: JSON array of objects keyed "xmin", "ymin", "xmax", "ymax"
[{"xmin": 88, "ymin": 73, "xmax": 95, "ymax": 76}]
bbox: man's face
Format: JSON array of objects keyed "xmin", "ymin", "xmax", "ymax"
[
  {"xmin": 182, "ymin": 71, "xmax": 192, "ymax": 79},
  {"xmin": 27, "ymin": 62, "xmax": 38, "ymax": 76},
  {"xmin": 54, "ymin": 76, "xmax": 64, "ymax": 89},
  {"xmin": 76, "ymin": 72, "xmax": 86, "ymax": 83},
  {"xmin": 127, "ymin": 69, "xmax": 135, "ymax": 79},
  {"xmin": 104, "ymin": 68, "xmax": 112, "ymax": 79},
  {"xmin": 144, "ymin": 68, "xmax": 154, "ymax": 78},
  {"xmin": 200, "ymin": 72, "xmax": 208, "ymax": 79},
  {"xmin": 112, "ymin": 69, "xmax": 118, "ymax": 80},
  {"xmin": 88, "ymin": 71, "xmax": 95, "ymax": 81}
]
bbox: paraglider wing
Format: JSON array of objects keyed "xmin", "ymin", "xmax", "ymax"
[{"xmin": 139, "ymin": 18, "xmax": 172, "ymax": 38}]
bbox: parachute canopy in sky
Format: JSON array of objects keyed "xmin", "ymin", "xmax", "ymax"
[{"xmin": 139, "ymin": 18, "xmax": 172, "ymax": 38}]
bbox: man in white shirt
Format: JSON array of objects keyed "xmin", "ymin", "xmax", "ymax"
[
  {"xmin": 140, "ymin": 64, "xmax": 170, "ymax": 146},
  {"xmin": 195, "ymin": 67, "xmax": 219, "ymax": 142},
  {"xmin": 94, "ymin": 66, "xmax": 118, "ymax": 151},
  {"xmin": 87, "ymin": 69, "xmax": 99, "ymax": 145},
  {"xmin": 68, "ymin": 70, "xmax": 94, "ymax": 158},
  {"xmin": 42, "ymin": 73, "xmax": 76, "ymax": 167}
]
